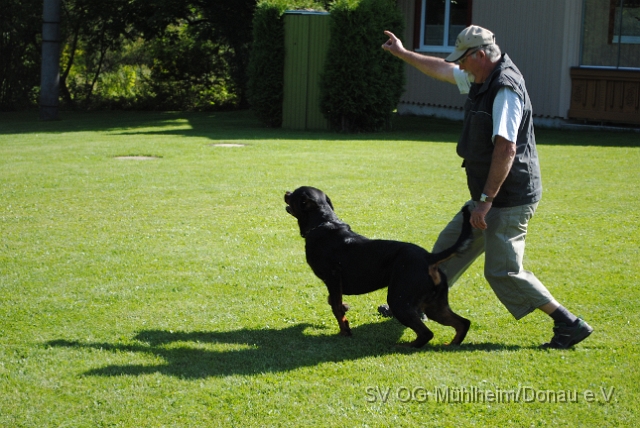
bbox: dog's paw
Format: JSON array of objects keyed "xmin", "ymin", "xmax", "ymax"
[
  {"xmin": 407, "ymin": 332, "xmax": 434, "ymax": 348},
  {"xmin": 342, "ymin": 303, "xmax": 350, "ymax": 312},
  {"xmin": 339, "ymin": 320, "xmax": 352, "ymax": 337}
]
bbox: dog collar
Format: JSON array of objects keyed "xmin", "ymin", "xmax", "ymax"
[{"xmin": 302, "ymin": 221, "xmax": 335, "ymax": 237}]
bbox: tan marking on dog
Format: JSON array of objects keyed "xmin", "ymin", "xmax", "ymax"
[{"xmin": 428, "ymin": 265, "xmax": 442, "ymax": 286}]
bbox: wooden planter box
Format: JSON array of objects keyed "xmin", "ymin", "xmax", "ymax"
[{"xmin": 568, "ymin": 67, "xmax": 640, "ymax": 125}]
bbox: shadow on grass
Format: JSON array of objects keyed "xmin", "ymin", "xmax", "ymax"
[
  {"xmin": 3, "ymin": 109, "xmax": 637, "ymax": 147},
  {"xmin": 45, "ymin": 321, "xmax": 524, "ymax": 379},
  {"xmin": 0, "ymin": 109, "xmax": 458, "ymax": 142}
]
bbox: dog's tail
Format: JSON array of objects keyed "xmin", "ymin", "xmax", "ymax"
[{"xmin": 426, "ymin": 204, "xmax": 473, "ymax": 266}]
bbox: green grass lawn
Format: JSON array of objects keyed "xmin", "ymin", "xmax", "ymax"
[{"xmin": 1, "ymin": 110, "xmax": 639, "ymax": 427}]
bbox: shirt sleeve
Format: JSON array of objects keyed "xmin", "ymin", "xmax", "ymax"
[
  {"xmin": 492, "ymin": 87, "xmax": 523, "ymax": 143},
  {"xmin": 453, "ymin": 67, "xmax": 473, "ymax": 94}
]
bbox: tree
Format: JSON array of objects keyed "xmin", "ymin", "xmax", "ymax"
[
  {"xmin": 59, "ymin": 0, "xmax": 142, "ymax": 106},
  {"xmin": 1, "ymin": 0, "xmax": 258, "ymax": 111},
  {"xmin": 183, "ymin": 0, "xmax": 256, "ymax": 107},
  {"xmin": 0, "ymin": 0, "xmax": 42, "ymax": 110},
  {"xmin": 40, "ymin": 0, "xmax": 62, "ymax": 120}
]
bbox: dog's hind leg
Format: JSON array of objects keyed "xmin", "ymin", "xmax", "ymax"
[
  {"xmin": 388, "ymin": 300, "xmax": 435, "ymax": 348},
  {"xmin": 422, "ymin": 301, "xmax": 470, "ymax": 345},
  {"xmin": 420, "ymin": 272, "xmax": 471, "ymax": 345}
]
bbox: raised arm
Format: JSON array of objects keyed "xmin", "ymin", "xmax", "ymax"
[{"xmin": 382, "ymin": 31, "xmax": 457, "ymax": 85}]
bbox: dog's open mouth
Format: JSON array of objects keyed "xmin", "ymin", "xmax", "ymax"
[{"xmin": 284, "ymin": 191, "xmax": 294, "ymax": 216}]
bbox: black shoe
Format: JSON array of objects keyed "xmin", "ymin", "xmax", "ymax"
[
  {"xmin": 541, "ymin": 318, "xmax": 593, "ymax": 349},
  {"xmin": 378, "ymin": 304, "xmax": 393, "ymax": 318},
  {"xmin": 377, "ymin": 304, "xmax": 428, "ymax": 321}
]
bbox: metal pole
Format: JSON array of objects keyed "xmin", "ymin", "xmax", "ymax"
[{"xmin": 40, "ymin": 0, "xmax": 61, "ymax": 121}]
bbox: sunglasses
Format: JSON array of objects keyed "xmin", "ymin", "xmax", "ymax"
[{"xmin": 455, "ymin": 48, "xmax": 481, "ymax": 65}]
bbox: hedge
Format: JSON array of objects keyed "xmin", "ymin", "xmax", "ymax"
[{"xmin": 320, "ymin": 0, "xmax": 405, "ymax": 132}]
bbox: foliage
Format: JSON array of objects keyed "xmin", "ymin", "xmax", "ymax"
[
  {"xmin": 141, "ymin": 25, "xmax": 239, "ymax": 111},
  {"xmin": 0, "ymin": 0, "xmax": 42, "ymax": 110},
  {"xmin": 247, "ymin": 0, "xmax": 287, "ymax": 127},
  {"xmin": 58, "ymin": 0, "xmax": 141, "ymax": 107},
  {"xmin": 320, "ymin": 0, "xmax": 405, "ymax": 132},
  {"xmin": 1, "ymin": 0, "xmax": 405, "ymax": 121},
  {"xmin": 0, "ymin": 0, "xmax": 256, "ymax": 111},
  {"xmin": 186, "ymin": 0, "xmax": 256, "ymax": 108},
  {"xmin": 0, "ymin": 110, "xmax": 639, "ymax": 426},
  {"xmin": 74, "ymin": 38, "xmax": 154, "ymax": 109},
  {"xmin": 248, "ymin": 0, "xmax": 325, "ymax": 127}
]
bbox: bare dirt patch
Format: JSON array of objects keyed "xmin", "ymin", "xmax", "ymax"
[
  {"xmin": 210, "ymin": 143, "xmax": 246, "ymax": 147},
  {"xmin": 114, "ymin": 156, "xmax": 161, "ymax": 160}
]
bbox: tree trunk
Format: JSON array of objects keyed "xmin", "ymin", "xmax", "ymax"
[{"xmin": 40, "ymin": 0, "xmax": 61, "ymax": 120}]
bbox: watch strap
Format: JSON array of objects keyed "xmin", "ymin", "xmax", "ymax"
[{"xmin": 480, "ymin": 193, "xmax": 494, "ymax": 203}]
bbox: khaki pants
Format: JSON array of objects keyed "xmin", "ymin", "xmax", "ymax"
[{"xmin": 433, "ymin": 201, "xmax": 554, "ymax": 320}]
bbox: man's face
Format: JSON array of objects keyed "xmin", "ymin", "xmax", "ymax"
[
  {"xmin": 458, "ymin": 49, "xmax": 478, "ymax": 72},
  {"xmin": 458, "ymin": 49, "xmax": 487, "ymax": 83}
]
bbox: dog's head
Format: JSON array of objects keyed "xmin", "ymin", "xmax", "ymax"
[{"xmin": 284, "ymin": 186, "xmax": 337, "ymax": 237}]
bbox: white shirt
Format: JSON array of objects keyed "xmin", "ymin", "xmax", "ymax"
[{"xmin": 453, "ymin": 67, "xmax": 523, "ymax": 144}]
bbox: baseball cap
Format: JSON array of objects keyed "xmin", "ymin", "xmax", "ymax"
[{"xmin": 445, "ymin": 25, "xmax": 495, "ymax": 63}]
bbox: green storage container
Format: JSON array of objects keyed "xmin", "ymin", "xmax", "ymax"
[{"xmin": 282, "ymin": 11, "xmax": 330, "ymax": 130}]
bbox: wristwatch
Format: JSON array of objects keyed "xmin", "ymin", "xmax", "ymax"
[{"xmin": 480, "ymin": 193, "xmax": 494, "ymax": 203}]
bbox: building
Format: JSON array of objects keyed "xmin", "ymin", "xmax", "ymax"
[{"xmin": 395, "ymin": 0, "xmax": 640, "ymax": 126}]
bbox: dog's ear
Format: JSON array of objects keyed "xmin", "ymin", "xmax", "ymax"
[{"xmin": 325, "ymin": 195, "xmax": 334, "ymax": 211}]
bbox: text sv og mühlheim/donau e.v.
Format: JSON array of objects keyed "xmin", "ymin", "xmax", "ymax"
[{"xmin": 364, "ymin": 386, "xmax": 616, "ymax": 404}]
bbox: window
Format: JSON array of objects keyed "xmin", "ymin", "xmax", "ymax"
[
  {"xmin": 581, "ymin": 0, "xmax": 640, "ymax": 69},
  {"xmin": 609, "ymin": 0, "xmax": 640, "ymax": 44},
  {"xmin": 416, "ymin": 0, "xmax": 472, "ymax": 52}
]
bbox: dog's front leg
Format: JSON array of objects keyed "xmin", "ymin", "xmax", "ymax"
[{"xmin": 327, "ymin": 293, "xmax": 352, "ymax": 336}]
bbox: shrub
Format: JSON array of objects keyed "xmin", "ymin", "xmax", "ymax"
[
  {"xmin": 144, "ymin": 26, "xmax": 239, "ymax": 111},
  {"xmin": 0, "ymin": 0, "xmax": 42, "ymax": 110},
  {"xmin": 320, "ymin": 0, "xmax": 405, "ymax": 132}
]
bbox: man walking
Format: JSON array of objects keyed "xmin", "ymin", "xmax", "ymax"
[{"xmin": 380, "ymin": 26, "xmax": 592, "ymax": 348}]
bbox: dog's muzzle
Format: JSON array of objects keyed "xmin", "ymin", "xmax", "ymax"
[{"xmin": 284, "ymin": 191, "xmax": 294, "ymax": 216}]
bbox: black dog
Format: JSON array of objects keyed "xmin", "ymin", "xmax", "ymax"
[{"xmin": 284, "ymin": 186, "xmax": 473, "ymax": 348}]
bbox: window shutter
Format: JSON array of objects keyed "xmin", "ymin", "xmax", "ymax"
[{"xmin": 413, "ymin": 0, "xmax": 422, "ymax": 50}]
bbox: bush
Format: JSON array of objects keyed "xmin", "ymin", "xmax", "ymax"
[
  {"xmin": 0, "ymin": 0, "xmax": 42, "ymax": 111},
  {"xmin": 248, "ymin": 0, "xmax": 326, "ymax": 127},
  {"xmin": 320, "ymin": 0, "xmax": 404, "ymax": 132},
  {"xmin": 144, "ymin": 26, "xmax": 239, "ymax": 111},
  {"xmin": 60, "ymin": 25, "xmax": 239, "ymax": 111}
]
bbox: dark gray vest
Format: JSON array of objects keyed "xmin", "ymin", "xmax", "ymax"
[{"xmin": 457, "ymin": 54, "xmax": 542, "ymax": 208}]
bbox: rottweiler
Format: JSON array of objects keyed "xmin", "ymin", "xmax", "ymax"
[{"xmin": 284, "ymin": 186, "xmax": 473, "ymax": 347}]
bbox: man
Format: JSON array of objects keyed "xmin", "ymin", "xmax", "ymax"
[{"xmin": 380, "ymin": 26, "xmax": 592, "ymax": 349}]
